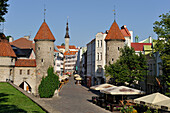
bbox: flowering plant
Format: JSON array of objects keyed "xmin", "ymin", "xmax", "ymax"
[{"xmin": 120, "ymin": 105, "xmax": 137, "ymax": 113}]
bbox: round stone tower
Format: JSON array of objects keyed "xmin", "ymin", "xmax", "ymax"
[
  {"xmin": 34, "ymin": 21, "xmax": 55, "ymax": 95},
  {"xmin": 105, "ymin": 20, "xmax": 125, "ymax": 66}
]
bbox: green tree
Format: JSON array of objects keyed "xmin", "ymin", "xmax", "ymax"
[
  {"xmin": 153, "ymin": 11, "xmax": 170, "ymax": 96},
  {"xmin": 61, "ymin": 43, "xmax": 65, "ymax": 46},
  {"xmin": 6, "ymin": 35, "xmax": 11, "ymax": 41},
  {"xmin": 105, "ymin": 45, "xmax": 147, "ymax": 87},
  {"xmin": 38, "ymin": 66, "xmax": 59, "ymax": 98},
  {"xmin": 0, "ymin": 0, "xmax": 9, "ymax": 22}
]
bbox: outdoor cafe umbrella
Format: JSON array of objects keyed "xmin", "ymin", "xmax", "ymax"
[
  {"xmin": 75, "ymin": 76, "xmax": 82, "ymax": 81},
  {"xmin": 90, "ymin": 83, "xmax": 116, "ymax": 91},
  {"xmin": 74, "ymin": 74, "xmax": 80, "ymax": 78},
  {"xmin": 63, "ymin": 75, "xmax": 69, "ymax": 79},
  {"xmin": 154, "ymin": 99, "xmax": 170, "ymax": 111},
  {"xmin": 101, "ymin": 86, "xmax": 145, "ymax": 95},
  {"xmin": 101, "ymin": 86, "xmax": 145, "ymax": 101},
  {"xmin": 134, "ymin": 92, "xmax": 170, "ymax": 109},
  {"xmin": 59, "ymin": 75, "xmax": 69, "ymax": 82}
]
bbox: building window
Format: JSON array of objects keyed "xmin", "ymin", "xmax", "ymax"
[
  {"xmin": 38, "ymin": 47, "xmax": 40, "ymax": 50},
  {"xmin": 97, "ymin": 53, "xmax": 99, "ymax": 61},
  {"xmin": 41, "ymin": 59, "xmax": 44, "ymax": 63},
  {"xmin": 10, "ymin": 69, "xmax": 12, "ymax": 75},
  {"xmin": 100, "ymin": 52, "xmax": 102, "ymax": 60},
  {"xmin": 97, "ymin": 65, "xmax": 102, "ymax": 73},
  {"xmin": 108, "ymin": 47, "xmax": 109, "ymax": 50},
  {"xmin": 27, "ymin": 70, "xmax": 30, "ymax": 75},
  {"xmin": 20, "ymin": 70, "xmax": 22, "ymax": 75},
  {"xmin": 50, "ymin": 47, "xmax": 51, "ymax": 51},
  {"xmin": 118, "ymin": 47, "xmax": 119, "ymax": 50},
  {"xmin": 112, "ymin": 58, "xmax": 114, "ymax": 61},
  {"xmin": 100, "ymin": 40, "xmax": 102, "ymax": 47},
  {"xmin": 98, "ymin": 40, "xmax": 99, "ymax": 47},
  {"xmin": 11, "ymin": 59, "xmax": 13, "ymax": 62},
  {"xmin": 150, "ymin": 64, "xmax": 152, "ymax": 75}
]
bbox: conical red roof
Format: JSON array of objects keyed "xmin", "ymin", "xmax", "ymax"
[
  {"xmin": 34, "ymin": 21, "xmax": 55, "ymax": 41},
  {"xmin": 105, "ymin": 21, "xmax": 125, "ymax": 41},
  {"xmin": 0, "ymin": 33, "xmax": 16, "ymax": 57}
]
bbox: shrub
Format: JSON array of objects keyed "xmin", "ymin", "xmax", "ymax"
[
  {"xmin": 38, "ymin": 66, "xmax": 59, "ymax": 98},
  {"xmin": 120, "ymin": 105, "xmax": 137, "ymax": 113}
]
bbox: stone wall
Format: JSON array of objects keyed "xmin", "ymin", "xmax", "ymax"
[
  {"xmin": 0, "ymin": 57, "xmax": 15, "ymax": 82},
  {"xmin": 106, "ymin": 40, "xmax": 124, "ymax": 65},
  {"xmin": 35, "ymin": 40, "xmax": 54, "ymax": 94},
  {"xmin": 0, "ymin": 67, "xmax": 14, "ymax": 82},
  {"xmin": 14, "ymin": 67, "xmax": 36, "ymax": 94},
  {"xmin": 0, "ymin": 57, "xmax": 15, "ymax": 66}
]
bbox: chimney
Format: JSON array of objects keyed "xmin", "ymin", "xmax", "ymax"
[
  {"xmin": 121, "ymin": 25, "xmax": 126, "ymax": 29},
  {"xmin": 9, "ymin": 36, "xmax": 14, "ymax": 42},
  {"xmin": 149, "ymin": 36, "xmax": 152, "ymax": 43},
  {"xmin": 129, "ymin": 31, "xmax": 133, "ymax": 42},
  {"xmin": 24, "ymin": 36, "xmax": 30, "ymax": 40},
  {"xmin": 105, "ymin": 30, "xmax": 109, "ymax": 34}
]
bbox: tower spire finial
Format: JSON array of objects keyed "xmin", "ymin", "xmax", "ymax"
[
  {"xmin": 44, "ymin": 4, "xmax": 46, "ymax": 22},
  {"xmin": 67, "ymin": 16, "xmax": 69, "ymax": 23},
  {"xmin": 65, "ymin": 17, "xmax": 70, "ymax": 39},
  {"xmin": 113, "ymin": 5, "xmax": 116, "ymax": 21}
]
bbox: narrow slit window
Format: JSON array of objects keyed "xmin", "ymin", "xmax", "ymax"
[
  {"xmin": 20, "ymin": 70, "xmax": 22, "ymax": 75},
  {"xmin": 27, "ymin": 70, "xmax": 30, "ymax": 75}
]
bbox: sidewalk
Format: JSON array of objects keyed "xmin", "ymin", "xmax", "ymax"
[{"xmin": 42, "ymin": 76, "xmax": 115, "ymax": 113}]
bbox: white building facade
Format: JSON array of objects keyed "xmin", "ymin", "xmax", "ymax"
[
  {"xmin": 95, "ymin": 32, "xmax": 107, "ymax": 85},
  {"xmin": 54, "ymin": 50, "xmax": 64, "ymax": 75},
  {"xmin": 77, "ymin": 47, "xmax": 87, "ymax": 76}
]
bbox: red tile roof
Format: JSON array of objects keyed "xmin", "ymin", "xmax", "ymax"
[
  {"xmin": 131, "ymin": 43, "xmax": 152, "ymax": 51},
  {"xmin": 15, "ymin": 59, "xmax": 36, "ymax": 67},
  {"xmin": 32, "ymin": 43, "xmax": 35, "ymax": 52},
  {"xmin": 34, "ymin": 21, "xmax": 55, "ymax": 41},
  {"xmin": 0, "ymin": 33, "xmax": 16, "ymax": 57},
  {"xmin": 64, "ymin": 51, "xmax": 78, "ymax": 56},
  {"xmin": 105, "ymin": 21, "xmax": 125, "ymax": 41},
  {"xmin": 54, "ymin": 49, "xmax": 59, "ymax": 52},
  {"xmin": 56, "ymin": 45, "xmax": 77, "ymax": 49},
  {"xmin": 10, "ymin": 38, "xmax": 34, "ymax": 49},
  {"xmin": 121, "ymin": 25, "xmax": 131, "ymax": 37}
]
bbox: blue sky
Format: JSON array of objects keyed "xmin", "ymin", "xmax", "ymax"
[{"xmin": 3, "ymin": 0, "xmax": 170, "ymax": 47}]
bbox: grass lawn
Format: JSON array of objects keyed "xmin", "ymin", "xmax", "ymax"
[{"xmin": 0, "ymin": 82, "xmax": 46, "ymax": 113}]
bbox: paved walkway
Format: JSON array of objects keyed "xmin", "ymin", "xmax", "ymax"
[{"xmin": 42, "ymin": 76, "xmax": 116, "ymax": 113}]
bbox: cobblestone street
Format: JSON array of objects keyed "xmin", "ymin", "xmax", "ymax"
[{"xmin": 42, "ymin": 76, "xmax": 116, "ymax": 113}]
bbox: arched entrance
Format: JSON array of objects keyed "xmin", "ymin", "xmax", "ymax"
[{"xmin": 19, "ymin": 81, "xmax": 32, "ymax": 93}]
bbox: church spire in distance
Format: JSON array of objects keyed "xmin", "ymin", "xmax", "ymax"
[
  {"xmin": 65, "ymin": 16, "xmax": 70, "ymax": 39},
  {"xmin": 65, "ymin": 17, "xmax": 70, "ymax": 52}
]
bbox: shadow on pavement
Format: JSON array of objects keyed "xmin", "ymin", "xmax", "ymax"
[
  {"xmin": 88, "ymin": 89, "xmax": 100, "ymax": 95},
  {"xmin": 87, "ymin": 99, "xmax": 93, "ymax": 103}
]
